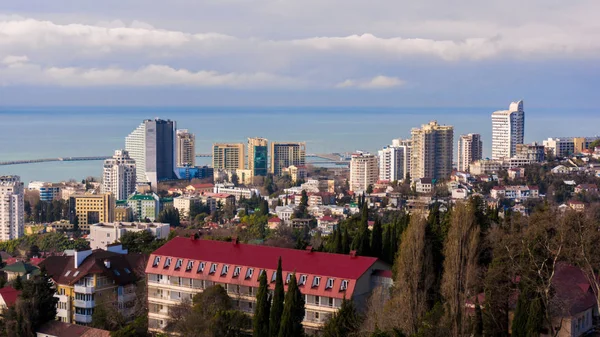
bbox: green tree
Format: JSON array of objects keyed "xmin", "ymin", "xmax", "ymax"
[
  {"xmin": 371, "ymin": 217, "xmax": 383, "ymax": 259},
  {"xmin": 158, "ymin": 207, "xmax": 181, "ymax": 227},
  {"xmin": 278, "ymin": 273, "xmax": 305, "ymax": 337},
  {"xmin": 366, "ymin": 184, "xmax": 374, "ymax": 194},
  {"xmin": 342, "ymin": 227, "xmax": 350, "ymax": 254},
  {"xmin": 356, "ymin": 205, "xmax": 371, "ymax": 256},
  {"xmin": 254, "ymin": 271, "xmax": 271, "ymax": 337},
  {"xmin": 13, "ymin": 275, "xmax": 22, "ymax": 290},
  {"xmin": 511, "ymin": 285, "xmax": 533, "ymax": 337},
  {"xmin": 322, "ymin": 298, "xmax": 361, "ymax": 337},
  {"xmin": 270, "ymin": 257, "xmax": 285, "ymax": 337},
  {"xmin": 73, "ymin": 215, "xmax": 80, "ymax": 232},
  {"xmin": 231, "ymin": 173, "xmax": 239, "ymax": 186}
]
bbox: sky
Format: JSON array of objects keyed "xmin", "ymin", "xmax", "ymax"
[{"xmin": 0, "ymin": 0, "xmax": 599, "ymax": 107}]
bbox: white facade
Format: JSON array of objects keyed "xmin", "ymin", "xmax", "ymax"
[
  {"xmin": 457, "ymin": 134, "xmax": 482, "ymax": 172},
  {"xmin": 176, "ymin": 129, "xmax": 195, "ymax": 167},
  {"xmin": 491, "ymin": 100, "xmax": 525, "ymax": 160},
  {"xmin": 543, "ymin": 137, "xmax": 600, "ymax": 158},
  {"xmin": 101, "ymin": 150, "xmax": 137, "ymax": 200},
  {"xmin": 88, "ymin": 222, "xmax": 170, "ymax": 250},
  {"xmin": 378, "ymin": 139, "xmax": 411, "ymax": 182},
  {"xmin": 214, "ymin": 183, "xmax": 260, "ymax": 201},
  {"xmin": 349, "ymin": 153, "xmax": 378, "ymax": 192},
  {"xmin": 0, "ymin": 176, "xmax": 24, "ymax": 241},
  {"xmin": 125, "ymin": 123, "xmax": 147, "ymax": 183},
  {"xmin": 491, "ymin": 186, "xmax": 539, "ymax": 200}
]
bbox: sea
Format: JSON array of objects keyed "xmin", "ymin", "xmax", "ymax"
[{"xmin": 1, "ymin": 106, "xmax": 599, "ymax": 184}]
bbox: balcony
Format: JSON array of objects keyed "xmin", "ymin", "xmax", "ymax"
[
  {"xmin": 74, "ymin": 299, "xmax": 95, "ymax": 308},
  {"xmin": 56, "ymin": 308, "xmax": 69, "ymax": 318},
  {"xmin": 75, "ymin": 313, "xmax": 93, "ymax": 324},
  {"xmin": 74, "ymin": 285, "xmax": 95, "ymax": 294},
  {"xmin": 54, "ymin": 294, "xmax": 68, "ymax": 302}
]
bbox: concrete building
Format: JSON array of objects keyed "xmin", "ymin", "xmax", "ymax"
[
  {"xmin": 248, "ymin": 137, "xmax": 268, "ymax": 178},
  {"xmin": 173, "ymin": 196, "xmax": 204, "ymax": 220},
  {"xmin": 114, "ymin": 203, "xmax": 133, "ymax": 222},
  {"xmin": 28, "ymin": 181, "xmax": 61, "ymax": 202},
  {"xmin": 378, "ymin": 142, "xmax": 410, "ymax": 182},
  {"xmin": 69, "ymin": 193, "xmax": 115, "ymax": 231},
  {"xmin": 145, "ymin": 237, "xmax": 391, "ymax": 333},
  {"xmin": 127, "ymin": 194, "xmax": 159, "ymax": 222},
  {"xmin": 410, "ymin": 121, "xmax": 454, "ymax": 181},
  {"xmin": 89, "ymin": 222, "xmax": 170, "ymax": 249},
  {"xmin": 101, "ymin": 150, "xmax": 137, "ymax": 201},
  {"xmin": 176, "ymin": 130, "xmax": 195, "ymax": 167},
  {"xmin": 415, "ymin": 178, "xmax": 434, "ymax": 194},
  {"xmin": 0, "ymin": 176, "xmax": 24, "ymax": 241},
  {"xmin": 125, "ymin": 119, "xmax": 177, "ymax": 190},
  {"xmin": 491, "ymin": 100, "xmax": 525, "ymax": 159},
  {"xmin": 270, "ymin": 142, "xmax": 306, "ymax": 176},
  {"xmin": 40, "ymin": 245, "xmax": 145, "ymax": 325},
  {"xmin": 349, "ymin": 153, "xmax": 378, "ymax": 193},
  {"xmin": 543, "ymin": 137, "xmax": 600, "ymax": 158},
  {"xmin": 515, "ymin": 143, "xmax": 545, "ymax": 163},
  {"xmin": 457, "ymin": 134, "xmax": 483, "ymax": 172},
  {"xmin": 214, "ymin": 183, "xmax": 260, "ymax": 201},
  {"xmin": 491, "ymin": 185, "xmax": 539, "ymax": 200},
  {"xmin": 213, "ymin": 143, "xmax": 245, "ymax": 170},
  {"xmin": 282, "ymin": 165, "xmax": 307, "ymax": 183}
]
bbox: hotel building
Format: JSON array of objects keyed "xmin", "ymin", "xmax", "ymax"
[
  {"xmin": 491, "ymin": 100, "xmax": 525, "ymax": 159},
  {"xmin": 248, "ymin": 137, "xmax": 268, "ymax": 178},
  {"xmin": 101, "ymin": 150, "xmax": 137, "ymax": 201},
  {"xmin": 213, "ymin": 143, "xmax": 245, "ymax": 170},
  {"xmin": 270, "ymin": 142, "xmax": 306, "ymax": 176},
  {"xmin": 350, "ymin": 153, "xmax": 379, "ymax": 192},
  {"xmin": 457, "ymin": 134, "xmax": 483, "ymax": 172},
  {"xmin": 410, "ymin": 121, "xmax": 454, "ymax": 180},
  {"xmin": 69, "ymin": 194, "xmax": 115, "ymax": 231},
  {"xmin": 0, "ymin": 176, "xmax": 24, "ymax": 241},
  {"xmin": 176, "ymin": 130, "xmax": 196, "ymax": 167}
]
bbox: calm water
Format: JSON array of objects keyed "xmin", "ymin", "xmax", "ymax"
[{"xmin": 1, "ymin": 106, "xmax": 598, "ymax": 183}]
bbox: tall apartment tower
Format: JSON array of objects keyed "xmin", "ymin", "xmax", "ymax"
[
  {"xmin": 378, "ymin": 139, "xmax": 411, "ymax": 182},
  {"xmin": 248, "ymin": 137, "xmax": 268, "ymax": 177},
  {"xmin": 350, "ymin": 153, "xmax": 379, "ymax": 192},
  {"xmin": 213, "ymin": 143, "xmax": 245, "ymax": 170},
  {"xmin": 101, "ymin": 150, "xmax": 137, "ymax": 200},
  {"xmin": 176, "ymin": 130, "xmax": 196, "ymax": 167},
  {"xmin": 0, "ymin": 176, "xmax": 24, "ymax": 241},
  {"xmin": 457, "ymin": 134, "xmax": 483, "ymax": 172},
  {"xmin": 270, "ymin": 142, "xmax": 306, "ymax": 176},
  {"xmin": 410, "ymin": 121, "xmax": 454, "ymax": 180},
  {"xmin": 491, "ymin": 100, "xmax": 525, "ymax": 159},
  {"xmin": 125, "ymin": 119, "xmax": 176, "ymax": 189}
]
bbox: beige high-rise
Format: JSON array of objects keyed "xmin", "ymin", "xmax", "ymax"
[
  {"xmin": 213, "ymin": 143, "xmax": 245, "ymax": 170},
  {"xmin": 410, "ymin": 121, "xmax": 454, "ymax": 180},
  {"xmin": 176, "ymin": 130, "xmax": 196, "ymax": 167},
  {"xmin": 350, "ymin": 153, "xmax": 378, "ymax": 192},
  {"xmin": 457, "ymin": 134, "xmax": 482, "ymax": 172},
  {"xmin": 269, "ymin": 142, "xmax": 306, "ymax": 176},
  {"xmin": 248, "ymin": 137, "xmax": 268, "ymax": 177}
]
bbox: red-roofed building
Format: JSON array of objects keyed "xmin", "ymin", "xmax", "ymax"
[
  {"xmin": 145, "ymin": 237, "xmax": 391, "ymax": 333},
  {"xmin": 0, "ymin": 287, "xmax": 20, "ymax": 313},
  {"xmin": 185, "ymin": 183, "xmax": 215, "ymax": 194},
  {"xmin": 575, "ymin": 184, "xmax": 598, "ymax": 194},
  {"xmin": 568, "ymin": 200, "xmax": 586, "ymax": 212},
  {"xmin": 267, "ymin": 217, "xmax": 281, "ymax": 230}
]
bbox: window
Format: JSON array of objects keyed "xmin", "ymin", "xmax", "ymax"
[
  {"xmin": 315, "ymin": 296, "xmax": 320, "ymax": 305},
  {"xmin": 329, "ymin": 297, "xmax": 334, "ymax": 307},
  {"xmin": 233, "ymin": 266, "xmax": 241, "ymax": 277},
  {"xmin": 326, "ymin": 278, "xmax": 334, "ymax": 289},
  {"xmin": 64, "ymin": 271, "xmax": 71, "ymax": 277},
  {"xmin": 113, "ymin": 270, "xmax": 120, "ymax": 276},
  {"xmin": 340, "ymin": 280, "xmax": 348, "ymax": 291},
  {"xmin": 312, "ymin": 276, "xmax": 321, "ymax": 288},
  {"xmin": 73, "ymin": 271, "xmax": 80, "ymax": 277},
  {"xmin": 286, "ymin": 273, "xmax": 291, "ymax": 284},
  {"xmin": 248, "ymin": 302, "xmax": 253, "ymax": 310},
  {"xmin": 124, "ymin": 268, "xmax": 131, "ymax": 274},
  {"xmin": 271, "ymin": 271, "xmax": 277, "ymax": 283},
  {"xmin": 299, "ymin": 275, "xmax": 307, "ymax": 286},
  {"xmin": 198, "ymin": 262, "xmax": 205, "ymax": 273},
  {"xmin": 245, "ymin": 268, "xmax": 254, "ymax": 280},
  {"xmin": 209, "ymin": 263, "xmax": 217, "ymax": 274},
  {"xmin": 221, "ymin": 265, "xmax": 229, "ymax": 276},
  {"xmin": 174, "ymin": 259, "xmax": 183, "ymax": 270},
  {"xmin": 186, "ymin": 261, "xmax": 194, "ymax": 272},
  {"xmin": 164, "ymin": 257, "xmax": 172, "ymax": 268}
]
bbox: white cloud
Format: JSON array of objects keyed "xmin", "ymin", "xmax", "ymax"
[
  {"xmin": 1, "ymin": 55, "xmax": 29, "ymax": 65},
  {"xmin": 336, "ymin": 76, "xmax": 405, "ymax": 89}
]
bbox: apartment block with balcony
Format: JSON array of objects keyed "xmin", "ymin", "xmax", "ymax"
[
  {"xmin": 40, "ymin": 245, "xmax": 146, "ymax": 326},
  {"xmin": 145, "ymin": 237, "xmax": 391, "ymax": 334}
]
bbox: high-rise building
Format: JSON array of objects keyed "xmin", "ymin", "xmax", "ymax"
[
  {"xmin": 101, "ymin": 150, "xmax": 137, "ymax": 200},
  {"xmin": 247, "ymin": 137, "xmax": 268, "ymax": 177},
  {"xmin": 350, "ymin": 152, "xmax": 379, "ymax": 192},
  {"xmin": 410, "ymin": 121, "xmax": 454, "ymax": 180},
  {"xmin": 0, "ymin": 176, "xmax": 24, "ymax": 241},
  {"xmin": 491, "ymin": 100, "xmax": 525, "ymax": 159},
  {"xmin": 457, "ymin": 134, "xmax": 483, "ymax": 172},
  {"xmin": 69, "ymin": 193, "xmax": 115, "ymax": 231},
  {"xmin": 125, "ymin": 119, "xmax": 176, "ymax": 190},
  {"xmin": 176, "ymin": 130, "xmax": 196, "ymax": 167},
  {"xmin": 270, "ymin": 142, "xmax": 306, "ymax": 176},
  {"xmin": 378, "ymin": 140, "xmax": 410, "ymax": 182},
  {"xmin": 212, "ymin": 143, "xmax": 245, "ymax": 170}
]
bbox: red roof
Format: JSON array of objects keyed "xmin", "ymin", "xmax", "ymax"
[
  {"xmin": 552, "ymin": 264, "xmax": 597, "ymax": 315},
  {"xmin": 146, "ymin": 237, "xmax": 383, "ymax": 299},
  {"xmin": 319, "ymin": 216, "xmax": 337, "ymax": 222},
  {"xmin": 0, "ymin": 287, "xmax": 20, "ymax": 307},
  {"xmin": 188, "ymin": 183, "xmax": 214, "ymax": 189},
  {"xmin": 268, "ymin": 217, "xmax": 281, "ymax": 223}
]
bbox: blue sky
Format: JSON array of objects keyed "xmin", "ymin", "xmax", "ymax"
[{"xmin": 0, "ymin": 0, "xmax": 599, "ymax": 107}]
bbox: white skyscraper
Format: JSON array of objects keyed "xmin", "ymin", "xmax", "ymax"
[
  {"xmin": 101, "ymin": 150, "xmax": 137, "ymax": 200},
  {"xmin": 378, "ymin": 139, "xmax": 411, "ymax": 182},
  {"xmin": 350, "ymin": 152, "xmax": 379, "ymax": 192},
  {"xmin": 491, "ymin": 100, "xmax": 525, "ymax": 160},
  {"xmin": 457, "ymin": 134, "xmax": 483, "ymax": 172},
  {"xmin": 0, "ymin": 176, "xmax": 24, "ymax": 241}
]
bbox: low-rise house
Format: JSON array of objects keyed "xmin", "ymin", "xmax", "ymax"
[
  {"xmin": 214, "ymin": 183, "xmax": 260, "ymax": 201},
  {"xmin": 574, "ymin": 184, "xmax": 598, "ymax": 194},
  {"xmin": 1, "ymin": 261, "xmax": 39, "ymax": 281},
  {"xmin": 568, "ymin": 200, "xmax": 586, "ymax": 212},
  {"xmin": 275, "ymin": 206, "xmax": 295, "ymax": 225},
  {"xmin": 267, "ymin": 217, "xmax": 281, "ymax": 230},
  {"xmin": 36, "ymin": 321, "xmax": 110, "ymax": 337},
  {"xmin": 552, "ymin": 165, "xmax": 572, "ymax": 174},
  {"xmin": 89, "ymin": 222, "xmax": 170, "ymax": 250},
  {"xmin": 317, "ymin": 216, "xmax": 339, "ymax": 235},
  {"xmin": 415, "ymin": 178, "xmax": 433, "ymax": 194},
  {"xmin": 185, "ymin": 183, "xmax": 214, "ymax": 194},
  {"xmin": 508, "ymin": 167, "xmax": 525, "ymax": 180},
  {"xmin": 451, "ymin": 188, "xmax": 468, "ymax": 200},
  {"xmin": 490, "ymin": 186, "xmax": 539, "ymax": 200},
  {"xmin": 0, "ymin": 286, "xmax": 20, "ymax": 313}
]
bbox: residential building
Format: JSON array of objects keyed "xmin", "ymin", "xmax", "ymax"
[
  {"xmin": 185, "ymin": 183, "xmax": 215, "ymax": 194},
  {"xmin": 568, "ymin": 200, "xmax": 586, "ymax": 212},
  {"xmin": 1, "ymin": 261, "xmax": 39, "ymax": 281},
  {"xmin": 176, "ymin": 129, "xmax": 195, "ymax": 167},
  {"xmin": 543, "ymin": 137, "xmax": 600, "ymax": 157},
  {"xmin": 214, "ymin": 183, "xmax": 260, "ymax": 201},
  {"xmin": 125, "ymin": 119, "xmax": 177, "ymax": 190},
  {"xmin": 508, "ymin": 167, "xmax": 526, "ymax": 180},
  {"xmin": 317, "ymin": 216, "xmax": 339, "ymax": 235},
  {"xmin": 378, "ymin": 143, "xmax": 409, "ymax": 182},
  {"xmin": 457, "ymin": 134, "xmax": 483, "ymax": 172},
  {"xmin": 469, "ymin": 159, "xmax": 502, "ymax": 175},
  {"xmin": 270, "ymin": 142, "xmax": 306, "ymax": 176},
  {"xmin": 175, "ymin": 165, "xmax": 213, "ymax": 181},
  {"xmin": 89, "ymin": 222, "xmax": 170, "ymax": 250},
  {"xmin": 267, "ymin": 217, "xmax": 281, "ymax": 230},
  {"xmin": 491, "ymin": 100, "xmax": 525, "ymax": 159},
  {"xmin": 415, "ymin": 178, "xmax": 434, "ymax": 194},
  {"xmin": 515, "ymin": 143, "xmax": 545, "ymax": 163},
  {"xmin": 36, "ymin": 321, "xmax": 110, "ymax": 337},
  {"xmin": 248, "ymin": 137, "xmax": 268, "ymax": 177},
  {"xmin": 69, "ymin": 194, "xmax": 115, "ymax": 231},
  {"xmin": 410, "ymin": 121, "xmax": 454, "ymax": 181},
  {"xmin": 575, "ymin": 184, "xmax": 598, "ymax": 194},
  {"xmin": 490, "ymin": 185, "xmax": 539, "ymax": 200},
  {"xmin": 145, "ymin": 237, "xmax": 391, "ymax": 333},
  {"xmin": 40, "ymin": 245, "xmax": 146, "ymax": 325},
  {"xmin": 28, "ymin": 181, "xmax": 61, "ymax": 202},
  {"xmin": 451, "ymin": 188, "xmax": 468, "ymax": 199},
  {"xmin": 101, "ymin": 150, "xmax": 137, "ymax": 200},
  {"xmin": 127, "ymin": 194, "xmax": 159, "ymax": 222},
  {"xmin": 173, "ymin": 196, "xmax": 201, "ymax": 220},
  {"xmin": 0, "ymin": 176, "xmax": 24, "ymax": 241},
  {"xmin": 282, "ymin": 165, "xmax": 307, "ymax": 183},
  {"xmin": 114, "ymin": 202, "xmax": 133, "ymax": 222},
  {"xmin": 0, "ymin": 287, "xmax": 20, "ymax": 314},
  {"xmin": 60, "ymin": 185, "xmax": 86, "ymax": 201},
  {"xmin": 214, "ymin": 169, "xmax": 254, "ymax": 185},
  {"xmin": 275, "ymin": 206, "xmax": 295, "ymax": 225},
  {"xmin": 349, "ymin": 153, "xmax": 378, "ymax": 193},
  {"xmin": 213, "ymin": 143, "xmax": 245, "ymax": 170}
]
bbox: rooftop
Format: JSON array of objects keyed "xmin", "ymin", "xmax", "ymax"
[
  {"xmin": 0, "ymin": 287, "xmax": 20, "ymax": 307},
  {"xmin": 37, "ymin": 321, "xmax": 110, "ymax": 337}
]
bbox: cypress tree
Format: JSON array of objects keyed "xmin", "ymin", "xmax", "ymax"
[
  {"xmin": 525, "ymin": 297, "xmax": 545, "ymax": 337},
  {"xmin": 511, "ymin": 285, "xmax": 533, "ymax": 337},
  {"xmin": 254, "ymin": 271, "xmax": 271, "ymax": 337},
  {"xmin": 333, "ymin": 227, "xmax": 342, "ymax": 254},
  {"xmin": 13, "ymin": 275, "xmax": 22, "ymax": 290},
  {"xmin": 342, "ymin": 228, "xmax": 350, "ymax": 254},
  {"xmin": 357, "ymin": 205, "xmax": 371, "ymax": 256},
  {"xmin": 269, "ymin": 257, "xmax": 285, "ymax": 337},
  {"xmin": 382, "ymin": 224, "xmax": 392, "ymax": 263},
  {"xmin": 278, "ymin": 273, "xmax": 305, "ymax": 337},
  {"xmin": 322, "ymin": 298, "xmax": 361, "ymax": 337},
  {"xmin": 371, "ymin": 216, "xmax": 383, "ymax": 259}
]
